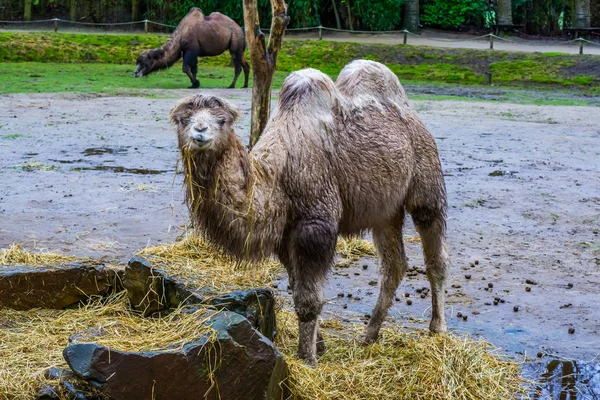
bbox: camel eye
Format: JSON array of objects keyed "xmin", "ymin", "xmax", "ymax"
[{"xmin": 217, "ymin": 118, "xmax": 226, "ymax": 127}]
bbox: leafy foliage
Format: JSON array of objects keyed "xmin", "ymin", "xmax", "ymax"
[
  {"xmin": 351, "ymin": 0, "xmax": 405, "ymax": 31},
  {"xmin": 421, "ymin": 0, "xmax": 489, "ymax": 30}
]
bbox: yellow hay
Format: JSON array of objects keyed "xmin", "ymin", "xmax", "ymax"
[
  {"xmin": 0, "ymin": 241, "xmax": 525, "ymax": 399},
  {"xmin": 276, "ymin": 310, "xmax": 525, "ymax": 400},
  {"xmin": 0, "ymin": 293, "xmax": 217, "ymax": 400},
  {"xmin": 0, "ymin": 244, "xmax": 82, "ymax": 266}
]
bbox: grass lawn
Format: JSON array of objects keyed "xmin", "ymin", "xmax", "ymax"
[{"xmin": 0, "ymin": 31, "xmax": 599, "ymax": 97}]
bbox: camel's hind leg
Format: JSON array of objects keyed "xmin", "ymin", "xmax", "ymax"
[
  {"xmin": 289, "ymin": 218, "xmax": 336, "ymax": 366},
  {"xmin": 360, "ymin": 213, "xmax": 408, "ymax": 344},
  {"xmin": 229, "ymin": 51, "xmax": 244, "ymax": 89},
  {"xmin": 410, "ymin": 206, "xmax": 449, "ymax": 333}
]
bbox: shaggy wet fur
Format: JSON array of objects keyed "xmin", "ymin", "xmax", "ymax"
[
  {"xmin": 170, "ymin": 60, "xmax": 449, "ymax": 366},
  {"xmin": 134, "ymin": 7, "xmax": 249, "ymax": 89}
]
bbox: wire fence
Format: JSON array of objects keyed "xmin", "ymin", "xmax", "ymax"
[{"xmin": 1, "ymin": 18, "xmax": 599, "ymax": 54}]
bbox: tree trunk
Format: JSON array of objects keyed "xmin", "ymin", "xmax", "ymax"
[
  {"xmin": 70, "ymin": 0, "xmax": 77, "ymax": 21},
  {"xmin": 132, "ymin": 0, "xmax": 139, "ymax": 22},
  {"xmin": 243, "ymin": 0, "xmax": 289, "ymax": 148},
  {"xmin": 404, "ymin": 0, "xmax": 419, "ymax": 32},
  {"xmin": 497, "ymin": 0, "xmax": 513, "ymax": 25},
  {"xmin": 574, "ymin": 0, "xmax": 591, "ymax": 28},
  {"xmin": 332, "ymin": 0, "xmax": 341, "ymax": 30},
  {"xmin": 24, "ymin": 0, "xmax": 32, "ymax": 21}
]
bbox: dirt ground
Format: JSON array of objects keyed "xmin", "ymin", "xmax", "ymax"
[{"xmin": 1, "ymin": 89, "xmax": 599, "ymax": 395}]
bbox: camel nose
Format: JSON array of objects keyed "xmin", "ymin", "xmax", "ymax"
[{"xmin": 191, "ymin": 126, "xmax": 210, "ymax": 143}]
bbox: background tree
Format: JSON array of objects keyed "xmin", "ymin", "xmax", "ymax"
[
  {"xmin": 574, "ymin": 0, "xmax": 591, "ymax": 27},
  {"xmin": 404, "ymin": 0, "xmax": 419, "ymax": 31},
  {"xmin": 497, "ymin": 0, "xmax": 514, "ymax": 24},
  {"xmin": 243, "ymin": 0, "xmax": 289, "ymax": 147},
  {"xmin": 24, "ymin": 0, "xmax": 33, "ymax": 21}
]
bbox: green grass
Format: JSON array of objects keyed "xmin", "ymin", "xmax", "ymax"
[
  {"xmin": 0, "ymin": 62, "xmax": 288, "ymax": 94},
  {"xmin": 0, "ymin": 31, "xmax": 599, "ymax": 95}
]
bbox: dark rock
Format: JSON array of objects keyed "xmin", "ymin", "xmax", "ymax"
[
  {"xmin": 0, "ymin": 262, "xmax": 120, "ymax": 310},
  {"xmin": 525, "ymin": 279, "xmax": 538, "ymax": 285},
  {"xmin": 64, "ymin": 311, "xmax": 289, "ymax": 400},
  {"xmin": 123, "ymin": 257, "xmax": 276, "ymax": 340}
]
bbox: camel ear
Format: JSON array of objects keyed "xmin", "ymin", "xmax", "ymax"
[
  {"xmin": 170, "ymin": 97, "xmax": 196, "ymax": 128},
  {"xmin": 210, "ymin": 97, "xmax": 240, "ymax": 124}
]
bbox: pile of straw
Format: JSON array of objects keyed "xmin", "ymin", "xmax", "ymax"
[
  {"xmin": 0, "ymin": 243, "xmax": 82, "ymax": 266},
  {"xmin": 0, "ymin": 293, "xmax": 216, "ymax": 399},
  {"xmin": 1, "ymin": 240, "xmax": 525, "ymax": 399},
  {"xmin": 276, "ymin": 311, "xmax": 525, "ymax": 399}
]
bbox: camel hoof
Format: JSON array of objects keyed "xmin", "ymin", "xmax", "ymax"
[
  {"xmin": 429, "ymin": 319, "xmax": 447, "ymax": 334},
  {"xmin": 316, "ymin": 338, "xmax": 326, "ymax": 356},
  {"xmin": 357, "ymin": 331, "xmax": 378, "ymax": 346},
  {"xmin": 298, "ymin": 354, "xmax": 317, "ymax": 367},
  {"xmin": 227, "ymin": 84, "xmax": 235, "ymax": 89},
  {"xmin": 188, "ymin": 80, "xmax": 200, "ymax": 89}
]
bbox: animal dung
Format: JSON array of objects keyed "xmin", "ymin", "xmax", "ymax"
[
  {"xmin": 465, "ymin": 274, "xmax": 472, "ymax": 279},
  {"xmin": 488, "ymin": 283, "xmax": 494, "ymax": 288},
  {"xmin": 513, "ymin": 306, "xmax": 519, "ymax": 312},
  {"xmin": 406, "ymin": 299, "xmax": 413, "ymax": 305},
  {"xmin": 493, "ymin": 301, "xmax": 499, "ymax": 306},
  {"xmin": 537, "ymin": 352, "xmax": 543, "ymax": 358},
  {"xmin": 525, "ymin": 286, "xmax": 531, "ymax": 292},
  {"xmin": 362, "ymin": 264, "xmax": 368, "ymax": 270},
  {"xmin": 485, "ymin": 302, "xmax": 492, "ymax": 306},
  {"xmin": 568, "ymin": 327, "xmax": 575, "ymax": 334},
  {"xmin": 462, "ymin": 315, "xmax": 468, "ymax": 321},
  {"xmin": 337, "ymin": 292, "xmax": 344, "ymax": 297},
  {"xmin": 347, "ymin": 293, "xmax": 353, "ymax": 298},
  {"xmin": 525, "ymin": 279, "xmax": 538, "ymax": 285},
  {"xmin": 404, "ymin": 293, "xmax": 410, "ymax": 298},
  {"xmin": 457, "ymin": 312, "xmax": 463, "ymax": 318},
  {"xmin": 567, "ymin": 283, "xmax": 573, "ymax": 289}
]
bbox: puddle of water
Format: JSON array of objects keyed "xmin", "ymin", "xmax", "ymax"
[
  {"xmin": 523, "ymin": 360, "xmax": 600, "ymax": 399},
  {"xmin": 82, "ymin": 147, "xmax": 129, "ymax": 156},
  {"xmin": 50, "ymin": 159, "xmax": 84, "ymax": 164},
  {"xmin": 71, "ymin": 166, "xmax": 167, "ymax": 175}
]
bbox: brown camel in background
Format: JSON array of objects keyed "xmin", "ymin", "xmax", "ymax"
[{"xmin": 134, "ymin": 8, "xmax": 249, "ymax": 89}]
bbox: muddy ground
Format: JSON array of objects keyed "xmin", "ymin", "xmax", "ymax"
[{"xmin": 1, "ymin": 89, "xmax": 599, "ymax": 397}]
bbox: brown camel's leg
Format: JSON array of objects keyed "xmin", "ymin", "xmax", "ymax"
[
  {"xmin": 410, "ymin": 207, "xmax": 449, "ymax": 333},
  {"xmin": 229, "ymin": 51, "xmax": 244, "ymax": 89},
  {"xmin": 183, "ymin": 52, "xmax": 200, "ymax": 89},
  {"xmin": 360, "ymin": 212, "xmax": 408, "ymax": 344},
  {"xmin": 289, "ymin": 219, "xmax": 336, "ymax": 366},
  {"xmin": 241, "ymin": 57, "xmax": 250, "ymax": 88}
]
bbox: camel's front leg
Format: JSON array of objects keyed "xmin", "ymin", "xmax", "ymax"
[
  {"xmin": 183, "ymin": 52, "xmax": 200, "ymax": 89},
  {"xmin": 290, "ymin": 219, "xmax": 336, "ymax": 366}
]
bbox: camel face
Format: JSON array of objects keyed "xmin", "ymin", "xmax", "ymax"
[
  {"xmin": 184, "ymin": 110, "xmax": 226, "ymax": 151},
  {"xmin": 134, "ymin": 49, "xmax": 164, "ymax": 77}
]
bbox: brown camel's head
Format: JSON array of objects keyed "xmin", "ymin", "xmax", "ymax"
[
  {"xmin": 170, "ymin": 94, "xmax": 240, "ymax": 153},
  {"xmin": 134, "ymin": 49, "xmax": 165, "ymax": 77}
]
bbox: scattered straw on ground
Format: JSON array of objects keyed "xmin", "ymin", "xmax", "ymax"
[
  {"xmin": 0, "ymin": 244, "xmax": 82, "ymax": 267},
  {"xmin": 335, "ymin": 237, "xmax": 377, "ymax": 268},
  {"xmin": 276, "ymin": 311, "xmax": 525, "ymax": 400},
  {"xmin": 137, "ymin": 234, "xmax": 284, "ymax": 291},
  {"xmin": 0, "ymin": 292, "xmax": 217, "ymax": 400}
]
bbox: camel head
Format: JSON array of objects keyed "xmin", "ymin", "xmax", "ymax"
[
  {"xmin": 170, "ymin": 94, "xmax": 240, "ymax": 153},
  {"xmin": 134, "ymin": 49, "xmax": 166, "ymax": 77}
]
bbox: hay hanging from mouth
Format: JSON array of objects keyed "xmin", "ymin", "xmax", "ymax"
[
  {"xmin": 275, "ymin": 311, "xmax": 526, "ymax": 400},
  {"xmin": 136, "ymin": 234, "xmax": 284, "ymax": 291},
  {"xmin": 0, "ymin": 292, "xmax": 217, "ymax": 400}
]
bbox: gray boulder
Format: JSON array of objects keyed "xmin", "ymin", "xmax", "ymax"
[
  {"xmin": 63, "ymin": 311, "xmax": 289, "ymax": 400},
  {"xmin": 123, "ymin": 257, "xmax": 276, "ymax": 340},
  {"xmin": 0, "ymin": 262, "xmax": 120, "ymax": 310}
]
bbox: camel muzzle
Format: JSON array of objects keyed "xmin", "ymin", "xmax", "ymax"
[{"xmin": 133, "ymin": 66, "xmax": 144, "ymax": 78}]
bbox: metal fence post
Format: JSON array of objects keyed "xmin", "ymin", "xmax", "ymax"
[
  {"xmin": 579, "ymin": 39, "xmax": 584, "ymax": 55},
  {"xmin": 53, "ymin": 18, "xmax": 58, "ymax": 33},
  {"xmin": 489, "ymin": 34, "xmax": 494, "ymax": 50},
  {"xmin": 144, "ymin": 19, "xmax": 148, "ymax": 34},
  {"xmin": 403, "ymin": 30, "xmax": 408, "ymax": 44},
  {"xmin": 318, "ymin": 26, "xmax": 322, "ymax": 40}
]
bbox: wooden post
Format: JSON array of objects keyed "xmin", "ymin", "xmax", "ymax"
[
  {"xmin": 243, "ymin": 0, "xmax": 289, "ymax": 148},
  {"xmin": 489, "ymin": 34, "xmax": 494, "ymax": 50},
  {"xmin": 318, "ymin": 26, "xmax": 322, "ymax": 40},
  {"xmin": 54, "ymin": 18, "xmax": 58, "ymax": 32},
  {"xmin": 403, "ymin": 30, "xmax": 408, "ymax": 44},
  {"xmin": 579, "ymin": 39, "xmax": 584, "ymax": 54},
  {"xmin": 144, "ymin": 19, "xmax": 148, "ymax": 33}
]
